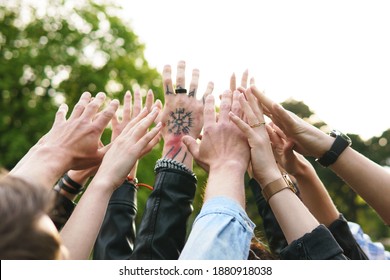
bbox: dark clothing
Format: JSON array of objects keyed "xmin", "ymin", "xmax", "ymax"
[
  {"xmin": 328, "ymin": 214, "xmax": 368, "ymax": 260},
  {"xmin": 280, "ymin": 225, "xmax": 347, "ymax": 260},
  {"xmin": 249, "ymin": 178, "xmax": 367, "ymax": 260},
  {"xmin": 93, "ymin": 181, "xmax": 138, "ymax": 260},
  {"xmin": 50, "ymin": 191, "xmax": 76, "ymax": 231},
  {"xmin": 130, "ymin": 168, "xmax": 197, "ymax": 259},
  {"xmin": 91, "ymin": 168, "xmax": 196, "ymax": 260}
]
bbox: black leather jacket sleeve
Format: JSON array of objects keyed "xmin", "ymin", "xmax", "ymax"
[
  {"xmin": 130, "ymin": 168, "xmax": 197, "ymax": 260},
  {"xmin": 327, "ymin": 214, "xmax": 368, "ymax": 260},
  {"xmin": 92, "ymin": 181, "xmax": 138, "ymax": 260}
]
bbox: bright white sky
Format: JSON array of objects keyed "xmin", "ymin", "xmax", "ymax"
[{"xmin": 119, "ymin": 0, "xmax": 390, "ymax": 140}]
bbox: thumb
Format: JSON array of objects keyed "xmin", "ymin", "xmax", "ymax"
[{"xmin": 182, "ymin": 135, "xmax": 199, "ymax": 159}]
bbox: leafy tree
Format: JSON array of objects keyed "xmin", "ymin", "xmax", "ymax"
[{"xmin": 0, "ymin": 0, "xmax": 162, "ymax": 171}]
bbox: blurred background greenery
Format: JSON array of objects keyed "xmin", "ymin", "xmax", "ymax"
[{"xmin": 1, "ymin": 0, "xmax": 389, "ymax": 251}]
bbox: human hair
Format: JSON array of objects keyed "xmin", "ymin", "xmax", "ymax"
[
  {"xmin": 248, "ymin": 237, "xmax": 278, "ymax": 260},
  {"xmin": 0, "ymin": 175, "xmax": 61, "ymax": 259}
]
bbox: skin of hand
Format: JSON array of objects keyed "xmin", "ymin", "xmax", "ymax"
[
  {"xmin": 229, "ymin": 87, "xmax": 319, "ymax": 244},
  {"xmin": 249, "ymin": 84, "xmax": 334, "ymax": 158},
  {"xmin": 267, "ymin": 122, "xmax": 340, "ymax": 226},
  {"xmin": 10, "ymin": 92, "xmax": 119, "ymax": 189},
  {"xmin": 61, "ymin": 89, "xmax": 156, "ymax": 199},
  {"xmin": 251, "ymin": 84, "xmax": 390, "ymax": 225},
  {"xmin": 182, "ymin": 90, "xmax": 250, "ymax": 207},
  {"xmin": 111, "ymin": 89, "xmax": 156, "ymax": 179},
  {"xmin": 60, "ymin": 107, "xmax": 162, "ymax": 259},
  {"xmin": 156, "ymin": 60, "xmax": 214, "ymax": 169}
]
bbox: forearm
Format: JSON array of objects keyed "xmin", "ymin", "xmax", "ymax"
[
  {"xmin": 293, "ymin": 163, "xmax": 339, "ymax": 227},
  {"xmin": 268, "ymin": 187, "xmax": 319, "ymax": 244},
  {"xmin": 331, "ymin": 147, "xmax": 390, "ymax": 224},
  {"xmin": 10, "ymin": 146, "xmax": 71, "ymax": 189},
  {"xmin": 60, "ymin": 181, "xmax": 113, "ymax": 259},
  {"xmin": 205, "ymin": 163, "xmax": 246, "ymax": 208}
]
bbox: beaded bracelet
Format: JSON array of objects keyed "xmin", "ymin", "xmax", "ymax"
[{"xmin": 154, "ymin": 158, "xmax": 196, "ymax": 179}]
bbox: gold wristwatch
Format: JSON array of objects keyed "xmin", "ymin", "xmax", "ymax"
[{"xmin": 262, "ymin": 173, "xmax": 297, "ymax": 202}]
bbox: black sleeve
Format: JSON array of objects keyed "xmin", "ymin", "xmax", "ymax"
[
  {"xmin": 130, "ymin": 168, "xmax": 196, "ymax": 260},
  {"xmin": 49, "ymin": 191, "xmax": 76, "ymax": 231},
  {"xmin": 92, "ymin": 181, "xmax": 138, "ymax": 260},
  {"xmin": 327, "ymin": 214, "xmax": 368, "ymax": 260},
  {"xmin": 280, "ymin": 225, "xmax": 348, "ymax": 260}
]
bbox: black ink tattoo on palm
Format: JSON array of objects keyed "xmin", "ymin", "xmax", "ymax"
[{"xmin": 167, "ymin": 108, "xmax": 193, "ymax": 135}]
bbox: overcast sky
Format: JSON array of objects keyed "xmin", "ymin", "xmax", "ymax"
[{"xmin": 119, "ymin": 0, "xmax": 390, "ymax": 139}]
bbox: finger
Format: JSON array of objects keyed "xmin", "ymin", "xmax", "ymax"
[
  {"xmin": 230, "ymin": 72, "xmax": 236, "ymax": 92},
  {"xmin": 272, "ymin": 103, "xmax": 296, "ymax": 131},
  {"xmin": 163, "ymin": 64, "xmax": 174, "ymax": 95},
  {"xmin": 127, "ymin": 107, "xmax": 160, "ymax": 139},
  {"xmin": 140, "ymin": 132, "xmax": 162, "ymax": 156},
  {"xmin": 229, "ymin": 111, "xmax": 258, "ymax": 138},
  {"xmin": 203, "ymin": 94, "xmax": 216, "ymax": 129},
  {"xmin": 176, "ymin": 60, "xmax": 186, "ymax": 91},
  {"xmin": 202, "ymin": 81, "xmax": 214, "ymax": 104},
  {"xmin": 245, "ymin": 87, "xmax": 263, "ymax": 119},
  {"xmin": 122, "ymin": 90, "xmax": 132, "ymax": 123},
  {"xmin": 219, "ymin": 90, "xmax": 232, "ymax": 123},
  {"xmin": 241, "ymin": 69, "xmax": 249, "ymax": 88},
  {"xmin": 231, "ymin": 90, "xmax": 242, "ymax": 118},
  {"xmin": 153, "ymin": 99, "xmax": 163, "ymax": 123},
  {"xmin": 93, "ymin": 99, "xmax": 120, "ymax": 132},
  {"xmin": 250, "ymin": 84, "xmax": 274, "ymax": 113},
  {"xmin": 81, "ymin": 92, "xmax": 106, "ymax": 119},
  {"xmin": 238, "ymin": 93, "xmax": 263, "ymax": 127},
  {"xmin": 182, "ymin": 135, "xmax": 200, "ymax": 160},
  {"xmin": 145, "ymin": 89, "xmax": 154, "ymax": 112},
  {"xmin": 270, "ymin": 122, "xmax": 288, "ymax": 140},
  {"xmin": 132, "ymin": 88, "xmax": 142, "ymax": 118},
  {"xmin": 135, "ymin": 122, "xmax": 163, "ymax": 152},
  {"xmin": 266, "ymin": 124, "xmax": 284, "ymax": 149},
  {"xmin": 188, "ymin": 68, "xmax": 199, "ymax": 97},
  {"xmin": 69, "ymin": 92, "xmax": 91, "ymax": 120},
  {"xmin": 111, "ymin": 112, "xmax": 119, "ymax": 130},
  {"xmin": 122, "ymin": 107, "xmax": 149, "ymax": 135},
  {"xmin": 53, "ymin": 103, "xmax": 69, "ymax": 126}
]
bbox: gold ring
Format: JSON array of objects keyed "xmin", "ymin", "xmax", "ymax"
[{"xmin": 250, "ymin": 121, "xmax": 266, "ymax": 128}]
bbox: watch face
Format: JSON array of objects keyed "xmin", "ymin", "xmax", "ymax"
[{"xmin": 330, "ymin": 129, "xmax": 352, "ymax": 145}]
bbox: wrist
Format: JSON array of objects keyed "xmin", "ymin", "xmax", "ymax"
[{"xmin": 163, "ymin": 137, "xmax": 193, "ymax": 170}]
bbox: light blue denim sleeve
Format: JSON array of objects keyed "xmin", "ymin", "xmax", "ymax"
[
  {"xmin": 348, "ymin": 221, "xmax": 390, "ymax": 260},
  {"xmin": 179, "ymin": 196, "xmax": 255, "ymax": 260}
]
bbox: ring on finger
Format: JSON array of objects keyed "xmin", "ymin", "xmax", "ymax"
[
  {"xmin": 249, "ymin": 121, "xmax": 266, "ymax": 128},
  {"xmin": 175, "ymin": 88, "xmax": 187, "ymax": 94}
]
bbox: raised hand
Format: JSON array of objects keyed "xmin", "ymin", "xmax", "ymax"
[
  {"xmin": 10, "ymin": 92, "xmax": 119, "ymax": 189},
  {"xmin": 156, "ymin": 60, "xmax": 213, "ymax": 168}
]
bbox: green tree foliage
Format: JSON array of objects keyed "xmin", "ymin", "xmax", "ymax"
[
  {"xmin": 1, "ymin": 0, "xmax": 388, "ymax": 252},
  {"xmin": 0, "ymin": 0, "xmax": 162, "ymax": 171}
]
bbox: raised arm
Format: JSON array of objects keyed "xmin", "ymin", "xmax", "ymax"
[
  {"xmin": 60, "ymin": 107, "xmax": 162, "ymax": 259},
  {"xmin": 229, "ymin": 87, "xmax": 346, "ymax": 259},
  {"xmin": 250, "ymin": 84, "xmax": 390, "ymax": 225},
  {"xmin": 9, "ymin": 92, "xmax": 119, "ymax": 189}
]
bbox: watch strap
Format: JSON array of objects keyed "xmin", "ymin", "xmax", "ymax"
[
  {"xmin": 316, "ymin": 135, "xmax": 350, "ymax": 167},
  {"xmin": 262, "ymin": 175, "xmax": 296, "ymax": 202}
]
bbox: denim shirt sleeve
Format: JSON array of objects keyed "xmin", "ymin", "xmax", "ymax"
[{"xmin": 179, "ymin": 196, "xmax": 255, "ymax": 260}]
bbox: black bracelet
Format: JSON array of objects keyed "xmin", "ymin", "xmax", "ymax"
[
  {"xmin": 63, "ymin": 173, "xmax": 83, "ymax": 191},
  {"xmin": 58, "ymin": 178, "xmax": 81, "ymax": 195}
]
